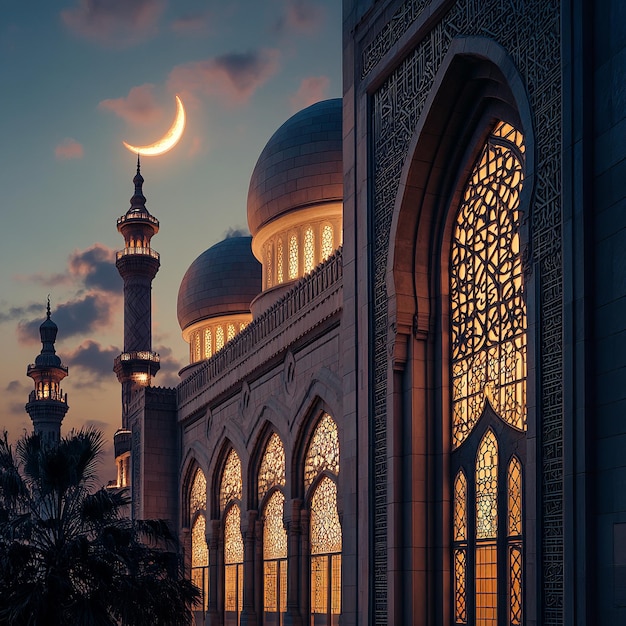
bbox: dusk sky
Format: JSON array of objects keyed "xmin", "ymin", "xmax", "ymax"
[{"xmin": 0, "ymin": 0, "xmax": 342, "ymax": 482}]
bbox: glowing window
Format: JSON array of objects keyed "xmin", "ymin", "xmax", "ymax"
[
  {"xmin": 277, "ymin": 237, "xmax": 284, "ymax": 284},
  {"xmin": 476, "ymin": 430, "xmax": 498, "ymax": 540},
  {"xmin": 453, "ymin": 471, "xmax": 467, "ymax": 542},
  {"xmin": 508, "ymin": 457, "xmax": 523, "ymax": 536},
  {"xmin": 190, "ymin": 468, "xmax": 207, "ymax": 514},
  {"xmin": 258, "ymin": 433, "xmax": 286, "ymax": 502},
  {"xmin": 304, "ymin": 413, "xmax": 340, "ymax": 490},
  {"xmin": 191, "ymin": 514, "xmax": 208, "ymax": 611},
  {"xmin": 475, "ymin": 430, "xmax": 498, "ymax": 626},
  {"xmin": 509, "ymin": 545, "xmax": 523, "ymax": 625},
  {"xmin": 288, "ymin": 234, "xmax": 298, "ymax": 280},
  {"xmin": 224, "ymin": 505, "xmax": 243, "ymax": 622},
  {"xmin": 453, "ymin": 471, "xmax": 467, "ymax": 624},
  {"xmin": 240, "ymin": 322, "xmax": 247, "ymax": 332},
  {"xmin": 216, "ymin": 326, "xmax": 225, "ymax": 351},
  {"xmin": 450, "ymin": 121, "xmax": 527, "ymax": 448},
  {"xmin": 263, "ymin": 490, "xmax": 287, "ymax": 618},
  {"xmin": 227, "ymin": 324, "xmax": 236, "ymax": 342},
  {"xmin": 220, "ymin": 449, "xmax": 242, "ymax": 512},
  {"xmin": 266, "ymin": 242, "xmax": 274, "ymax": 289},
  {"xmin": 321, "ymin": 224, "xmax": 334, "ymax": 260},
  {"xmin": 310, "ymin": 476, "xmax": 342, "ymax": 621},
  {"xmin": 304, "ymin": 226, "xmax": 315, "ymax": 274},
  {"xmin": 204, "ymin": 329, "xmax": 212, "ymax": 359},
  {"xmin": 194, "ymin": 332, "xmax": 201, "ymax": 362}
]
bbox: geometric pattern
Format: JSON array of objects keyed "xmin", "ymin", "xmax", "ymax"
[{"xmin": 370, "ymin": 1, "xmax": 562, "ymax": 620}]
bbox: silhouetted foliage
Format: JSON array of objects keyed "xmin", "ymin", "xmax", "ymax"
[{"xmin": 0, "ymin": 428, "xmax": 199, "ymax": 625}]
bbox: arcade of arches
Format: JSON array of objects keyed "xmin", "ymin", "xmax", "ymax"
[{"xmin": 187, "ymin": 413, "xmax": 341, "ymax": 626}]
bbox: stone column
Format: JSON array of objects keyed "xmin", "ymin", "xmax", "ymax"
[
  {"xmin": 206, "ymin": 519, "xmax": 221, "ymax": 626},
  {"xmin": 240, "ymin": 510, "xmax": 258, "ymax": 626},
  {"xmin": 284, "ymin": 499, "xmax": 303, "ymax": 626}
]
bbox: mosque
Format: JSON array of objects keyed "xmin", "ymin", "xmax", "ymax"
[{"xmin": 23, "ymin": 1, "xmax": 626, "ymax": 625}]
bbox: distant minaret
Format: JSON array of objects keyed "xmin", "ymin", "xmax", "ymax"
[
  {"xmin": 25, "ymin": 299, "xmax": 69, "ymax": 443},
  {"xmin": 112, "ymin": 158, "xmax": 161, "ymax": 486}
]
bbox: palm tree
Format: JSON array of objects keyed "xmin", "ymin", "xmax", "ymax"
[{"xmin": 0, "ymin": 428, "xmax": 199, "ymax": 625}]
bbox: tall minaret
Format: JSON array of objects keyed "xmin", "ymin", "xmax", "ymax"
[
  {"xmin": 113, "ymin": 158, "xmax": 160, "ymax": 486},
  {"xmin": 25, "ymin": 299, "xmax": 69, "ymax": 443}
]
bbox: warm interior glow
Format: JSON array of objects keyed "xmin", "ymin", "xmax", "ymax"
[
  {"xmin": 450, "ymin": 121, "xmax": 527, "ymax": 448},
  {"xmin": 224, "ymin": 505, "xmax": 244, "ymax": 621},
  {"xmin": 220, "ymin": 449, "xmax": 242, "ymax": 512},
  {"xmin": 123, "ymin": 95, "xmax": 186, "ymax": 156},
  {"xmin": 304, "ymin": 413, "xmax": 340, "ymax": 490},
  {"xmin": 263, "ymin": 490, "xmax": 288, "ymax": 619},
  {"xmin": 185, "ymin": 314, "xmax": 253, "ymax": 365}
]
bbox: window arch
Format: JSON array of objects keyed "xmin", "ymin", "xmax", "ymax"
[
  {"xmin": 258, "ymin": 433, "xmax": 287, "ymax": 625},
  {"xmin": 189, "ymin": 468, "xmax": 208, "ymax": 614},
  {"xmin": 304, "ymin": 413, "xmax": 341, "ymax": 625},
  {"xmin": 220, "ymin": 449, "xmax": 243, "ymax": 626},
  {"xmin": 449, "ymin": 121, "xmax": 527, "ymax": 626}
]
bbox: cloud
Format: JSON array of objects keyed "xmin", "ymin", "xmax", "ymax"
[
  {"xmin": 223, "ymin": 227, "xmax": 250, "ymax": 239},
  {"xmin": 290, "ymin": 76, "xmax": 330, "ymax": 112},
  {"xmin": 67, "ymin": 244, "xmax": 121, "ymax": 293},
  {"xmin": 6, "ymin": 380, "xmax": 29, "ymax": 394},
  {"xmin": 153, "ymin": 344, "xmax": 183, "ymax": 388},
  {"xmin": 65, "ymin": 340, "xmax": 120, "ymax": 385},
  {"xmin": 167, "ymin": 49, "xmax": 280, "ymax": 105},
  {"xmin": 274, "ymin": 0, "xmax": 325, "ymax": 35},
  {"xmin": 61, "ymin": 0, "xmax": 165, "ymax": 47},
  {"xmin": 0, "ymin": 302, "xmax": 45, "ymax": 324},
  {"xmin": 17, "ymin": 293, "xmax": 118, "ymax": 345},
  {"xmin": 55, "ymin": 138, "xmax": 84, "ymax": 160},
  {"xmin": 171, "ymin": 12, "xmax": 212, "ymax": 36},
  {"xmin": 98, "ymin": 84, "xmax": 163, "ymax": 125}
]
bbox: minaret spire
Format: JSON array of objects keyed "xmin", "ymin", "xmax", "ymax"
[
  {"xmin": 112, "ymin": 161, "xmax": 161, "ymax": 490},
  {"xmin": 25, "ymin": 299, "xmax": 69, "ymax": 443}
]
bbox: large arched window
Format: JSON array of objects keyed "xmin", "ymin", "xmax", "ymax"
[
  {"xmin": 450, "ymin": 121, "xmax": 527, "ymax": 626},
  {"xmin": 258, "ymin": 433, "xmax": 287, "ymax": 625},
  {"xmin": 190, "ymin": 467, "xmax": 208, "ymax": 613},
  {"xmin": 220, "ymin": 449, "xmax": 243, "ymax": 626},
  {"xmin": 304, "ymin": 413, "xmax": 341, "ymax": 626}
]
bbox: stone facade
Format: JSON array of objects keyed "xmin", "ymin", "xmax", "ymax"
[{"xmin": 121, "ymin": 2, "xmax": 626, "ymax": 624}]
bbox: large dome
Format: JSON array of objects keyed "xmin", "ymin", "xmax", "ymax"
[
  {"xmin": 247, "ymin": 98, "xmax": 342, "ymax": 236},
  {"xmin": 177, "ymin": 236, "xmax": 262, "ymax": 332}
]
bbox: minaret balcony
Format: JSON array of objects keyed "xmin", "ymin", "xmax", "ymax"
[
  {"xmin": 28, "ymin": 389, "xmax": 67, "ymax": 403},
  {"xmin": 116, "ymin": 350, "xmax": 160, "ymax": 364},
  {"xmin": 27, "ymin": 362, "xmax": 68, "ymax": 375},
  {"xmin": 116, "ymin": 247, "xmax": 160, "ymax": 261},
  {"xmin": 117, "ymin": 211, "xmax": 159, "ymax": 227}
]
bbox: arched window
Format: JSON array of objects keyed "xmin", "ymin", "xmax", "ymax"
[
  {"xmin": 220, "ymin": 449, "xmax": 243, "ymax": 626},
  {"xmin": 258, "ymin": 432, "xmax": 287, "ymax": 625},
  {"xmin": 304, "ymin": 226, "xmax": 315, "ymax": 274},
  {"xmin": 450, "ymin": 121, "xmax": 527, "ymax": 626},
  {"xmin": 304, "ymin": 413, "xmax": 341, "ymax": 625},
  {"xmin": 288, "ymin": 234, "xmax": 298, "ymax": 280},
  {"xmin": 321, "ymin": 224, "xmax": 334, "ymax": 261},
  {"xmin": 204, "ymin": 329, "xmax": 212, "ymax": 359},
  {"xmin": 190, "ymin": 468, "xmax": 208, "ymax": 613}
]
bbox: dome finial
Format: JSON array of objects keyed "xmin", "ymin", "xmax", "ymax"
[
  {"xmin": 46, "ymin": 294, "xmax": 51, "ymax": 320},
  {"xmin": 130, "ymin": 155, "xmax": 147, "ymax": 211}
]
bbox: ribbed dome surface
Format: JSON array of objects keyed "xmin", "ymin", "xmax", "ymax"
[
  {"xmin": 247, "ymin": 99, "xmax": 342, "ymax": 236},
  {"xmin": 177, "ymin": 236, "xmax": 262, "ymax": 331}
]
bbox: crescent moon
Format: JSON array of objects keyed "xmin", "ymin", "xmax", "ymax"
[{"xmin": 123, "ymin": 95, "xmax": 186, "ymax": 156}]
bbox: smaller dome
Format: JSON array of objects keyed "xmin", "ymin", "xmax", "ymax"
[
  {"xmin": 247, "ymin": 99, "xmax": 342, "ymax": 236},
  {"xmin": 177, "ymin": 236, "xmax": 262, "ymax": 332}
]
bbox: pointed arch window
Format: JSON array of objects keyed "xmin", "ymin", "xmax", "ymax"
[
  {"xmin": 190, "ymin": 468, "xmax": 208, "ymax": 613},
  {"xmin": 305, "ymin": 413, "xmax": 341, "ymax": 625},
  {"xmin": 449, "ymin": 122, "xmax": 527, "ymax": 626},
  {"xmin": 220, "ymin": 449, "xmax": 243, "ymax": 626},
  {"xmin": 258, "ymin": 433, "xmax": 287, "ymax": 625}
]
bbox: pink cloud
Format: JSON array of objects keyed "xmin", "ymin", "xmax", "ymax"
[
  {"xmin": 55, "ymin": 138, "xmax": 84, "ymax": 160},
  {"xmin": 171, "ymin": 12, "xmax": 212, "ymax": 36},
  {"xmin": 275, "ymin": 0, "xmax": 325, "ymax": 35},
  {"xmin": 290, "ymin": 76, "xmax": 330, "ymax": 112},
  {"xmin": 167, "ymin": 49, "xmax": 280, "ymax": 106},
  {"xmin": 98, "ymin": 84, "xmax": 163, "ymax": 125},
  {"xmin": 61, "ymin": 0, "xmax": 165, "ymax": 47}
]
